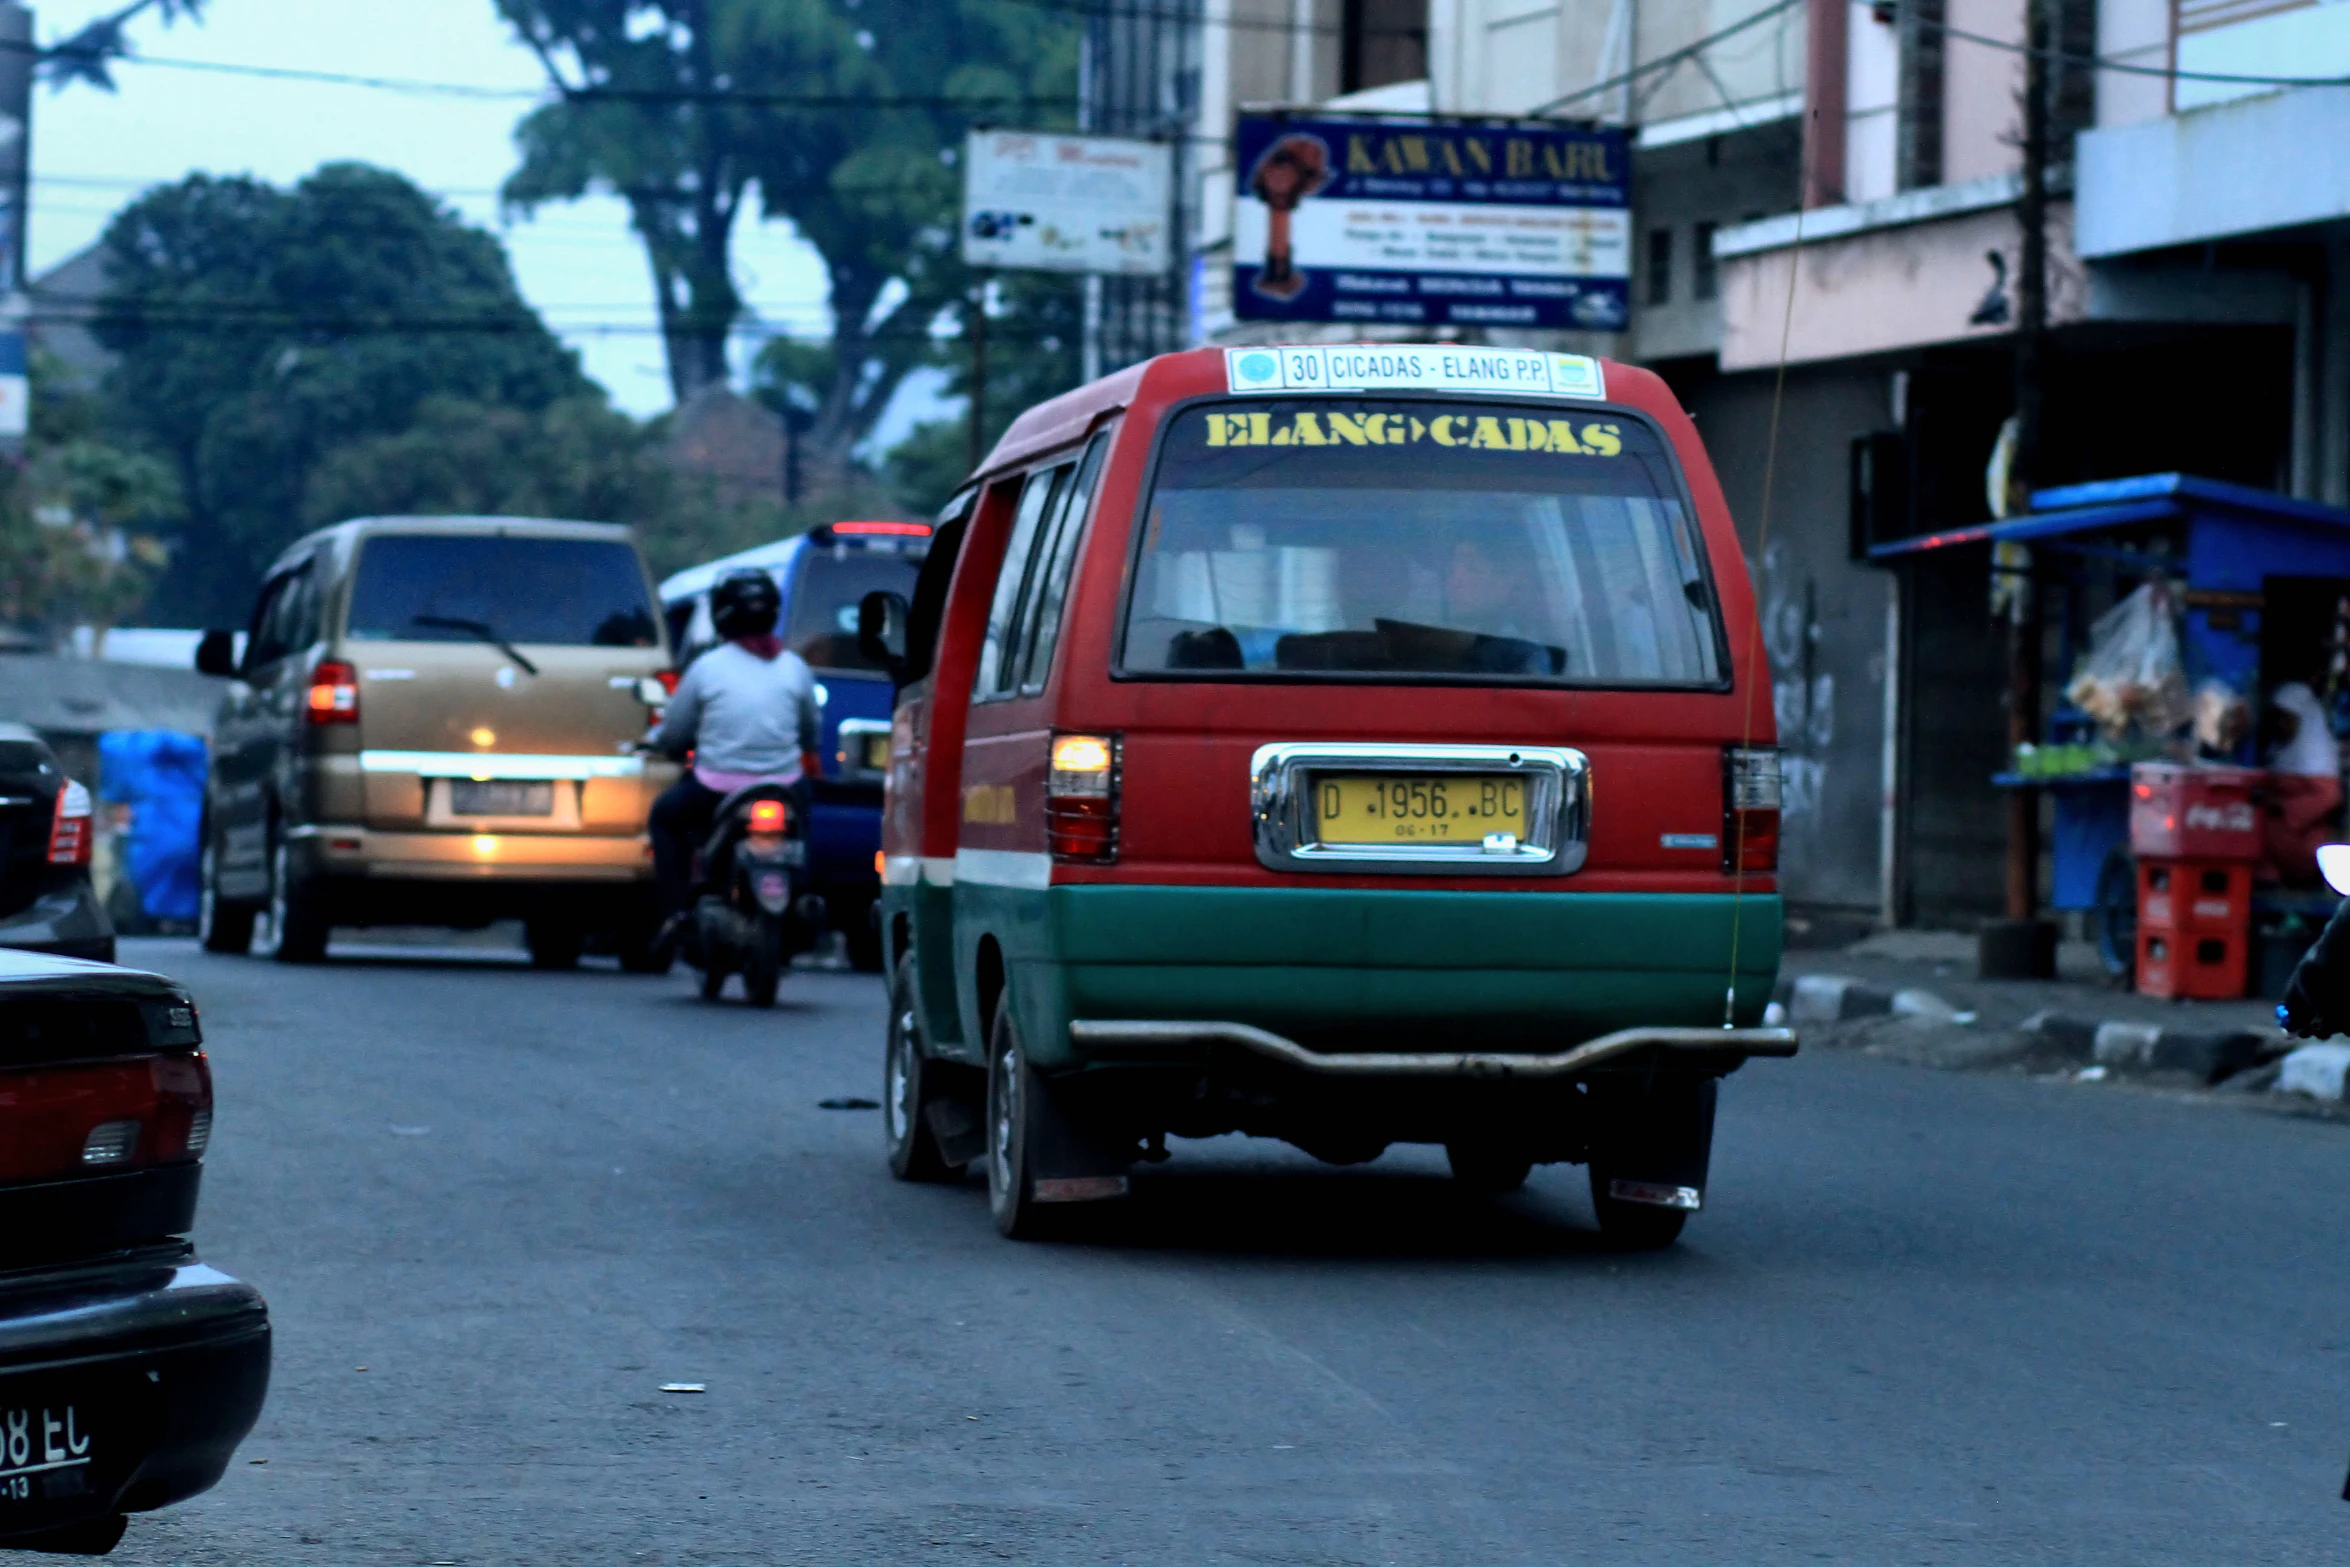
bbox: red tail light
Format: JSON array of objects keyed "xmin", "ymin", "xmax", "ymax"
[
  {"xmin": 1723, "ymin": 747, "xmax": 1781, "ymax": 875},
  {"xmin": 747, "ymin": 798, "xmax": 787, "ymax": 834},
  {"xmin": 1047, "ymin": 733, "xmax": 1119, "ymax": 862},
  {"xmin": 657, "ymin": 669, "xmax": 680, "ymax": 696},
  {"xmin": 47, "ymin": 780, "xmax": 92, "ymax": 865},
  {"xmin": 0, "ymin": 1050, "xmax": 213, "ymax": 1185},
  {"xmin": 307, "ymin": 660, "xmax": 359, "ymax": 724}
]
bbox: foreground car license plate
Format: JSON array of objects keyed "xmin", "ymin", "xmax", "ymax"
[
  {"xmin": 0, "ymin": 1390, "xmax": 107, "ymax": 1513},
  {"xmin": 1313, "ymin": 774, "xmax": 1528, "ymax": 845},
  {"xmin": 451, "ymin": 780, "xmax": 554, "ymax": 816}
]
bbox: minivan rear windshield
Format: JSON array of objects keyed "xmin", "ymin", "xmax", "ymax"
[
  {"xmin": 786, "ymin": 549, "xmax": 923, "ymax": 674},
  {"xmin": 346, "ymin": 535, "xmax": 660, "ymax": 648},
  {"xmin": 1120, "ymin": 400, "xmax": 1724, "ymax": 685}
]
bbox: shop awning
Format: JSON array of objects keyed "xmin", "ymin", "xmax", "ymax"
[{"xmin": 1867, "ymin": 473, "xmax": 2350, "ymax": 562}]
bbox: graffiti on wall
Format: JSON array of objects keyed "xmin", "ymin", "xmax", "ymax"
[{"xmin": 1759, "ymin": 544, "xmax": 1832, "ymax": 821}]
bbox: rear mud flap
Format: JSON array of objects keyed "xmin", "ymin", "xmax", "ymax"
[
  {"xmin": 1024, "ymin": 1068, "xmax": 1133, "ymax": 1202},
  {"xmin": 1591, "ymin": 1076, "xmax": 1717, "ymax": 1207},
  {"xmin": 925, "ymin": 1098, "xmax": 986, "ymax": 1167}
]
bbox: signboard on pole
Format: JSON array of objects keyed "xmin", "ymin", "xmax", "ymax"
[
  {"xmin": 961, "ymin": 130, "xmax": 1172, "ymax": 276},
  {"xmin": 1231, "ymin": 116, "xmax": 1631, "ymax": 332}
]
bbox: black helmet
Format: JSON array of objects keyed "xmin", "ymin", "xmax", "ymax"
[{"xmin": 710, "ymin": 570, "xmax": 781, "ymax": 640}]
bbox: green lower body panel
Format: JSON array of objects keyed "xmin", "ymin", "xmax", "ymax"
[{"xmin": 1001, "ymin": 884, "xmax": 1781, "ymax": 1070}]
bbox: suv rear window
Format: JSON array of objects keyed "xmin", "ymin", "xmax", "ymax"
[
  {"xmin": 1121, "ymin": 399, "xmax": 1724, "ymax": 685},
  {"xmin": 347, "ymin": 535, "xmax": 660, "ymax": 648},
  {"xmin": 785, "ymin": 549, "xmax": 923, "ymax": 673}
]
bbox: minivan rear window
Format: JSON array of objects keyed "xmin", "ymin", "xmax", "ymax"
[
  {"xmin": 1121, "ymin": 400, "xmax": 1724, "ymax": 685},
  {"xmin": 786, "ymin": 549, "xmax": 923, "ymax": 674},
  {"xmin": 346, "ymin": 535, "xmax": 660, "ymax": 648}
]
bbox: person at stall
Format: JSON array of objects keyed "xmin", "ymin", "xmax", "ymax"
[{"xmin": 2262, "ymin": 681, "xmax": 2342, "ymax": 885}]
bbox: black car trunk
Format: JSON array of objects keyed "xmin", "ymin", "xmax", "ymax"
[{"xmin": 0, "ymin": 969, "xmax": 208, "ymax": 1268}]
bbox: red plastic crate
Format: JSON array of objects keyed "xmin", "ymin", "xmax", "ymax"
[
  {"xmin": 2135, "ymin": 859, "xmax": 2253, "ymax": 934},
  {"xmin": 2135, "ymin": 858, "xmax": 2253, "ymax": 999},
  {"xmin": 2129, "ymin": 763, "xmax": 2262, "ymax": 860}
]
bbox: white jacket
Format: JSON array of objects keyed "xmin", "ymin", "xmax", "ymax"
[{"xmin": 654, "ymin": 642, "xmax": 821, "ymax": 781}]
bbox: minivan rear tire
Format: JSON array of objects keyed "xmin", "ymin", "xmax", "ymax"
[
  {"xmin": 885, "ymin": 958, "xmax": 961, "ymax": 1182},
  {"xmin": 197, "ymin": 838, "xmax": 255, "ymax": 955},
  {"xmin": 260, "ymin": 836, "xmax": 329, "ymax": 965},
  {"xmin": 986, "ymin": 1009, "xmax": 1055, "ymax": 1239},
  {"xmin": 525, "ymin": 917, "xmax": 584, "ymax": 971}
]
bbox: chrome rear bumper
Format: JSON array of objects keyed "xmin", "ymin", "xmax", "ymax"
[{"xmin": 1067, "ymin": 1021, "xmax": 1799, "ymax": 1078}]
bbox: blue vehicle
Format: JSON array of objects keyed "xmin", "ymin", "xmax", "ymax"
[{"xmin": 660, "ymin": 521, "xmax": 931, "ymax": 971}]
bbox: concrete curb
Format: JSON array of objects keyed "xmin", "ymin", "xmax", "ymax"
[{"xmin": 2017, "ymin": 1012, "xmax": 2278, "ymax": 1085}]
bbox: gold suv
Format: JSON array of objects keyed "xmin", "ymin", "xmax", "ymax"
[{"xmin": 194, "ymin": 516, "xmax": 680, "ymax": 966}]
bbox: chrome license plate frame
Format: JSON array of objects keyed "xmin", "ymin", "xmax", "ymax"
[{"xmin": 1249, "ymin": 743, "xmax": 1589, "ymax": 876}]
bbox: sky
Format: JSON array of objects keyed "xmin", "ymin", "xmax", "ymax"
[{"xmin": 24, "ymin": 0, "xmax": 915, "ymax": 424}]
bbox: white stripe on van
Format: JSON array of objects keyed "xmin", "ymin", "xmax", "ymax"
[
  {"xmin": 359, "ymin": 750, "xmax": 646, "ymax": 781},
  {"xmin": 953, "ymin": 849, "xmax": 1051, "ymax": 890}
]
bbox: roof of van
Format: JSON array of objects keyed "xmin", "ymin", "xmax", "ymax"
[
  {"xmin": 974, "ymin": 346, "xmax": 1657, "ymax": 480},
  {"xmin": 275, "ymin": 514, "xmax": 638, "ymax": 571},
  {"xmin": 658, "ymin": 534, "xmax": 809, "ymax": 605}
]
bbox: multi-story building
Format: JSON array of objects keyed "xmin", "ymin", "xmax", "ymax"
[{"xmin": 1131, "ymin": 0, "xmax": 2322, "ymax": 928}]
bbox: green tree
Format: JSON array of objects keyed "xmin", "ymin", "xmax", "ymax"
[
  {"xmin": 881, "ymin": 270, "xmax": 1082, "ymax": 516},
  {"xmin": 0, "ymin": 351, "xmax": 183, "ymax": 639},
  {"xmin": 493, "ymin": 0, "xmax": 1078, "ymax": 498},
  {"xmin": 93, "ymin": 163, "xmax": 597, "ymax": 624}
]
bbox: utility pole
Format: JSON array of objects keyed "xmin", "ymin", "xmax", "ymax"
[
  {"xmin": 1986, "ymin": 0, "xmax": 2057, "ymax": 977},
  {"xmin": 966, "ymin": 274, "xmax": 991, "ymax": 476}
]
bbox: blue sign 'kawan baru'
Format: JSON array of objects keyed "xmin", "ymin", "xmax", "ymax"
[{"xmin": 1231, "ymin": 115, "xmax": 1631, "ymax": 332}]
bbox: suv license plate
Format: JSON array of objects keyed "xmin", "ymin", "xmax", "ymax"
[
  {"xmin": 451, "ymin": 780, "xmax": 555, "ymax": 817},
  {"xmin": 1313, "ymin": 773, "xmax": 1529, "ymax": 846}
]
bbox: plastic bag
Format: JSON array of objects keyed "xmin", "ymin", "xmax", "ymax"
[{"xmin": 2066, "ymin": 581, "xmax": 2191, "ymax": 741}]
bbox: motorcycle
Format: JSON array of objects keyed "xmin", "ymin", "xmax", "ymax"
[{"xmin": 682, "ymin": 782, "xmax": 827, "ymax": 1007}]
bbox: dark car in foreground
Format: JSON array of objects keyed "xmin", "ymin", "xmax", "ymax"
[
  {"xmin": 0, "ymin": 947, "xmax": 269, "ymax": 1554},
  {"xmin": 0, "ymin": 723, "xmax": 113, "ymax": 963}
]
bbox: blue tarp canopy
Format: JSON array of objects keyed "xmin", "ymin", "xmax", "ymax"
[{"xmin": 1867, "ymin": 473, "xmax": 2350, "ymax": 562}]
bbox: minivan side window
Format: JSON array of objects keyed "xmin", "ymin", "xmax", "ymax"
[
  {"xmin": 903, "ymin": 490, "xmax": 977, "ymax": 684},
  {"xmin": 244, "ymin": 564, "xmax": 311, "ymax": 672},
  {"xmin": 974, "ymin": 463, "xmax": 1069, "ymax": 700},
  {"xmin": 1015, "ymin": 433, "xmax": 1110, "ymax": 695}
]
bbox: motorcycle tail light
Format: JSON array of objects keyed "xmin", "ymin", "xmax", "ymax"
[
  {"xmin": 307, "ymin": 660, "xmax": 360, "ymax": 723},
  {"xmin": 1723, "ymin": 746, "xmax": 1781, "ymax": 875},
  {"xmin": 47, "ymin": 780, "xmax": 92, "ymax": 865},
  {"xmin": 1047, "ymin": 733, "xmax": 1118, "ymax": 863},
  {"xmin": 747, "ymin": 799, "xmax": 787, "ymax": 833}
]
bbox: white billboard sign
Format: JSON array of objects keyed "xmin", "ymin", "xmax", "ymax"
[{"xmin": 961, "ymin": 130, "xmax": 1172, "ymax": 276}]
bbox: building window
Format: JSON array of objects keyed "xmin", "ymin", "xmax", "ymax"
[
  {"xmin": 1646, "ymin": 227, "xmax": 1674, "ymax": 306},
  {"xmin": 1896, "ymin": 0, "xmax": 1946, "ymax": 191},
  {"xmin": 1692, "ymin": 221, "xmax": 1718, "ymax": 301},
  {"xmin": 1341, "ymin": 0, "xmax": 1428, "ymax": 94}
]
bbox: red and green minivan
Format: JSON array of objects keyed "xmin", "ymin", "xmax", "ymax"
[{"xmin": 861, "ymin": 344, "xmax": 1794, "ymax": 1244}]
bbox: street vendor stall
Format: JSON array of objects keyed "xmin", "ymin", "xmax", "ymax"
[{"xmin": 1871, "ymin": 473, "xmax": 2350, "ymax": 991}]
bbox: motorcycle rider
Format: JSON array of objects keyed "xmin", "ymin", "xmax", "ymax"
[{"xmin": 647, "ymin": 570, "xmax": 823, "ymax": 950}]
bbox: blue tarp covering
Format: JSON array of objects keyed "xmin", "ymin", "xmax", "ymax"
[{"xmin": 98, "ymin": 730, "xmax": 205, "ymax": 922}]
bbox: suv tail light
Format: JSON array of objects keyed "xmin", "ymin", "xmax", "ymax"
[
  {"xmin": 307, "ymin": 659, "xmax": 360, "ymax": 723},
  {"xmin": 1723, "ymin": 746, "xmax": 1781, "ymax": 874},
  {"xmin": 1047, "ymin": 733, "xmax": 1119, "ymax": 862},
  {"xmin": 0, "ymin": 1050, "xmax": 214, "ymax": 1185},
  {"xmin": 47, "ymin": 780, "xmax": 92, "ymax": 865}
]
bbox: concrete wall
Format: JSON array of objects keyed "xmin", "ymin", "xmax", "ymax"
[
  {"xmin": 1718, "ymin": 192, "xmax": 2086, "ymax": 370},
  {"xmin": 1672, "ymin": 362, "xmax": 1899, "ymax": 911}
]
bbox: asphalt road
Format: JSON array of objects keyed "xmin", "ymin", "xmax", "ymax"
[{"xmin": 24, "ymin": 935, "xmax": 2349, "ymax": 1565}]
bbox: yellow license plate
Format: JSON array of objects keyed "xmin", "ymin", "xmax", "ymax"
[
  {"xmin": 864, "ymin": 735, "xmax": 892, "ymax": 770},
  {"xmin": 1313, "ymin": 774, "xmax": 1529, "ymax": 846}
]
